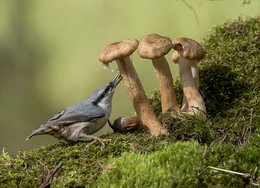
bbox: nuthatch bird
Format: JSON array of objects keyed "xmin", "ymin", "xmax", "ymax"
[{"xmin": 26, "ymin": 74, "xmax": 123, "ymax": 148}]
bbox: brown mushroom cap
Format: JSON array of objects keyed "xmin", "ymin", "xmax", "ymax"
[
  {"xmin": 172, "ymin": 37, "xmax": 206, "ymax": 60},
  {"xmin": 99, "ymin": 39, "xmax": 139, "ymax": 63},
  {"xmin": 171, "ymin": 51, "xmax": 179, "ymax": 63},
  {"xmin": 138, "ymin": 34, "xmax": 173, "ymax": 59}
]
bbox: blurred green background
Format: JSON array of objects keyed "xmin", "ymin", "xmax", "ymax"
[{"xmin": 0, "ymin": 0, "xmax": 259, "ymax": 154}]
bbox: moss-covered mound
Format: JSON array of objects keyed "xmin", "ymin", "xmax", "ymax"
[
  {"xmin": 150, "ymin": 16, "xmax": 260, "ymax": 145},
  {"xmin": 1, "ymin": 16, "xmax": 260, "ymax": 187},
  {"xmin": 97, "ymin": 136, "xmax": 260, "ymax": 187},
  {"xmin": 0, "ymin": 133, "xmax": 172, "ymax": 187},
  {"xmin": 1, "ymin": 134, "xmax": 259, "ymax": 187},
  {"xmin": 201, "ymin": 17, "xmax": 260, "ymax": 116}
]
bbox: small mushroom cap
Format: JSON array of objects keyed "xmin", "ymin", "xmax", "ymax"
[
  {"xmin": 171, "ymin": 51, "xmax": 179, "ymax": 64},
  {"xmin": 172, "ymin": 37, "xmax": 206, "ymax": 60},
  {"xmin": 138, "ymin": 34, "xmax": 173, "ymax": 59},
  {"xmin": 99, "ymin": 39, "xmax": 139, "ymax": 63}
]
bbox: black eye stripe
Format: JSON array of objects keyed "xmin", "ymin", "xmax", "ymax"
[{"xmin": 92, "ymin": 85, "xmax": 112, "ymax": 105}]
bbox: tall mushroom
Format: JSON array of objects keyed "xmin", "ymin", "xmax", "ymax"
[
  {"xmin": 137, "ymin": 34, "xmax": 180, "ymax": 113},
  {"xmin": 171, "ymin": 50, "xmax": 202, "ymax": 111},
  {"xmin": 171, "ymin": 51, "xmax": 188, "ymax": 111},
  {"xmin": 172, "ymin": 37, "xmax": 206, "ymax": 114},
  {"xmin": 99, "ymin": 39, "xmax": 167, "ymax": 135}
]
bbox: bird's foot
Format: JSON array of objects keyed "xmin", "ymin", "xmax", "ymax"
[{"xmin": 84, "ymin": 135, "xmax": 112, "ymax": 149}]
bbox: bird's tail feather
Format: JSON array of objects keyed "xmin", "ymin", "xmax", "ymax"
[{"xmin": 26, "ymin": 127, "xmax": 45, "ymax": 141}]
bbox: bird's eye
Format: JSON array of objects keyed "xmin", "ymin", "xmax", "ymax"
[
  {"xmin": 105, "ymin": 86, "xmax": 111, "ymax": 93},
  {"xmin": 107, "ymin": 84, "xmax": 113, "ymax": 91}
]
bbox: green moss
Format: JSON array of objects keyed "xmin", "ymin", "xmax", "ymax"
[
  {"xmin": 1, "ymin": 16, "xmax": 260, "ymax": 187},
  {"xmin": 0, "ymin": 133, "xmax": 172, "ymax": 187},
  {"xmin": 96, "ymin": 141, "xmax": 205, "ymax": 187},
  {"xmin": 201, "ymin": 135, "xmax": 260, "ymax": 187},
  {"xmin": 200, "ymin": 17, "xmax": 260, "ymax": 116},
  {"xmin": 1, "ymin": 135, "xmax": 259, "ymax": 187},
  {"xmin": 96, "ymin": 136, "xmax": 260, "ymax": 187}
]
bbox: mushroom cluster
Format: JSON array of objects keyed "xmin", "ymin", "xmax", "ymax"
[{"xmin": 99, "ymin": 35, "xmax": 206, "ymax": 135}]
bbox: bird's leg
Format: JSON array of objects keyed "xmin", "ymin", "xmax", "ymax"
[
  {"xmin": 80, "ymin": 134, "xmax": 111, "ymax": 149},
  {"xmin": 108, "ymin": 119, "xmax": 112, "ymax": 127},
  {"xmin": 108, "ymin": 119, "xmax": 117, "ymax": 132}
]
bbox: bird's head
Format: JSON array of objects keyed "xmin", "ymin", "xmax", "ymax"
[{"xmin": 86, "ymin": 74, "xmax": 123, "ymax": 105}]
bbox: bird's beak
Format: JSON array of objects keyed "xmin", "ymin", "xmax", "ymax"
[{"xmin": 111, "ymin": 73, "xmax": 123, "ymax": 88}]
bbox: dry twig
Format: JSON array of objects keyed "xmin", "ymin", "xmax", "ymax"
[
  {"xmin": 208, "ymin": 166, "xmax": 247, "ymax": 176},
  {"xmin": 241, "ymin": 108, "xmax": 253, "ymax": 146},
  {"xmin": 208, "ymin": 166, "xmax": 259, "ymax": 187},
  {"xmin": 216, "ymin": 135, "xmax": 227, "ymax": 148},
  {"xmin": 39, "ymin": 161, "xmax": 63, "ymax": 188},
  {"xmin": 247, "ymin": 108, "xmax": 253, "ymax": 143}
]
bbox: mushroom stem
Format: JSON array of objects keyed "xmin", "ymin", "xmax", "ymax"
[
  {"xmin": 179, "ymin": 55, "xmax": 206, "ymax": 114},
  {"xmin": 152, "ymin": 56, "xmax": 180, "ymax": 113},
  {"xmin": 171, "ymin": 51, "xmax": 200, "ymax": 111},
  {"xmin": 181, "ymin": 60, "xmax": 199, "ymax": 111},
  {"xmin": 181, "ymin": 95, "xmax": 188, "ymax": 112},
  {"xmin": 116, "ymin": 56, "xmax": 167, "ymax": 135},
  {"xmin": 190, "ymin": 61, "xmax": 199, "ymax": 90},
  {"xmin": 172, "ymin": 37, "xmax": 206, "ymax": 114},
  {"xmin": 138, "ymin": 34, "xmax": 179, "ymax": 114}
]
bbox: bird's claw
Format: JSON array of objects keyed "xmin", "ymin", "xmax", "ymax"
[{"xmin": 85, "ymin": 138, "xmax": 112, "ymax": 149}]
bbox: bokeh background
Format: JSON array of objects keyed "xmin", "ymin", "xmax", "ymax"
[{"xmin": 0, "ymin": 0, "xmax": 259, "ymax": 154}]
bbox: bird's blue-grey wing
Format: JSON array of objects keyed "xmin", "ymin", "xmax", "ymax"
[{"xmin": 42, "ymin": 103, "xmax": 105, "ymax": 127}]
